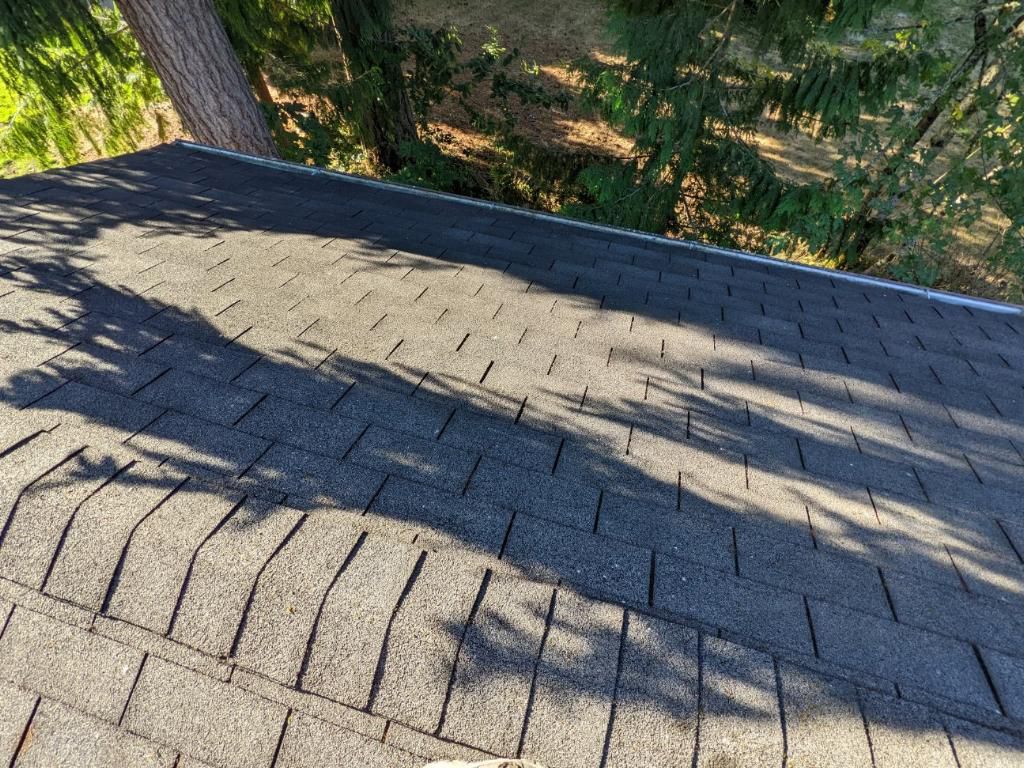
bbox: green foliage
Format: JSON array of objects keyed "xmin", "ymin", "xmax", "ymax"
[
  {"xmin": 0, "ymin": 1, "xmax": 164, "ymax": 173},
  {"xmin": 390, "ymin": 139, "xmax": 475, "ymax": 194},
  {"xmin": 230, "ymin": 5, "xmax": 569, "ymax": 184},
  {"xmin": 566, "ymin": 0, "xmax": 1024, "ymax": 294},
  {"xmin": 568, "ymin": 0, "xmax": 926, "ymax": 243}
]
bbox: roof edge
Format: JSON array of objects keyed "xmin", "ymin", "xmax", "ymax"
[{"xmin": 175, "ymin": 140, "xmax": 1022, "ymax": 316}]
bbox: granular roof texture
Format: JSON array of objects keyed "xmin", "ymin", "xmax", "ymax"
[{"xmin": 0, "ymin": 141, "xmax": 1022, "ymax": 767}]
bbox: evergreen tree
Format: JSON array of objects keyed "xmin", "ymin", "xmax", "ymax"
[
  {"xmin": 829, "ymin": 2, "xmax": 1024, "ymax": 288},
  {"xmin": 0, "ymin": 0, "xmax": 277, "ymax": 168},
  {"xmin": 569, "ymin": 0, "xmax": 924, "ymax": 244},
  {"xmin": 571, "ymin": 0, "xmax": 1024, "ymax": 292},
  {"xmin": 0, "ymin": 0, "xmax": 163, "ymax": 171}
]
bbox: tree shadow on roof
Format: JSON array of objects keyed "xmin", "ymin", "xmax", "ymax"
[{"xmin": 0, "ymin": 145, "xmax": 1021, "ymax": 761}]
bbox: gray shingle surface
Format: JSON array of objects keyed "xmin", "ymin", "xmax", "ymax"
[
  {"xmin": 276, "ymin": 713, "xmax": 417, "ymax": 768},
  {"xmin": 43, "ymin": 462, "xmax": 185, "ymax": 610},
  {"xmin": 0, "ymin": 446, "xmax": 129, "ymax": 588},
  {"xmin": 0, "ymin": 681, "xmax": 36, "ymax": 764},
  {"xmin": 135, "ymin": 368, "xmax": 263, "ymax": 426},
  {"xmin": 810, "ymin": 600, "xmax": 998, "ymax": 710},
  {"xmin": 697, "ymin": 637, "xmax": 783, "ymax": 767},
  {"xmin": 233, "ymin": 517, "xmax": 362, "ymax": 685},
  {"xmin": 504, "ymin": 514, "xmax": 650, "ymax": 604},
  {"xmin": 17, "ymin": 698, "xmax": 176, "ymax": 768},
  {"xmin": 369, "ymin": 551, "xmax": 483, "ymax": 731},
  {"xmin": 367, "ymin": 476, "xmax": 511, "ymax": 553},
  {"xmin": 301, "ymin": 536, "xmax": 420, "ymax": 708},
  {"xmin": 779, "ymin": 664, "xmax": 874, "ymax": 767},
  {"xmin": 106, "ymin": 481, "xmax": 243, "ymax": 634},
  {"xmin": 520, "ymin": 592, "xmax": 622, "ymax": 768},
  {"xmin": 655, "ymin": 556, "xmax": 815, "ymax": 655},
  {"xmin": 0, "ymin": 144, "xmax": 1022, "ymax": 764},
  {"xmin": 123, "ymin": 656, "xmax": 287, "ymax": 768},
  {"xmin": 169, "ymin": 499, "xmax": 304, "ymax": 656},
  {"xmin": 0, "ymin": 607, "xmax": 143, "ymax": 721}
]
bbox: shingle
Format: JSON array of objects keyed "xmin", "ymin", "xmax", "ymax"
[
  {"xmin": 809, "ymin": 600, "xmax": 997, "ymax": 710},
  {"xmin": 654, "ymin": 555, "xmax": 814, "ymax": 654},
  {"xmin": 438, "ymin": 408, "xmax": 561, "ymax": 473},
  {"xmin": 230, "ymin": 668, "xmax": 386, "ymax": 742},
  {"xmin": 885, "ymin": 570, "xmax": 1024, "ymax": 655},
  {"xmin": 44, "ymin": 462, "xmax": 186, "ymax": 610},
  {"xmin": 170, "ymin": 499, "xmax": 304, "ymax": 657},
  {"xmin": 440, "ymin": 575, "xmax": 553, "ymax": 755},
  {"xmin": 467, "ymin": 456, "xmax": 600, "ymax": 530},
  {"xmin": 236, "ymin": 396, "xmax": 365, "ymax": 459},
  {"xmin": 368, "ymin": 476, "xmax": 510, "ymax": 553},
  {"xmin": 520, "ymin": 591, "xmax": 622, "ymax": 768},
  {"xmin": 0, "ymin": 607, "xmax": 144, "ymax": 721},
  {"xmin": 778, "ymin": 664, "xmax": 873, "ymax": 767},
  {"xmin": 275, "ymin": 713, "xmax": 417, "ymax": 768},
  {"xmin": 302, "ymin": 536, "xmax": 420, "ymax": 708},
  {"xmin": 978, "ymin": 647, "xmax": 1024, "ymax": 720},
  {"xmin": 232, "ymin": 357, "xmax": 348, "ymax": 409},
  {"xmin": 697, "ymin": 637, "xmax": 783, "ymax": 768},
  {"xmin": 128, "ymin": 411, "xmax": 269, "ymax": 478},
  {"xmin": 861, "ymin": 693, "xmax": 958, "ymax": 767},
  {"xmin": 0, "ymin": 446, "xmax": 130, "ymax": 588},
  {"xmin": 135, "ymin": 368, "xmax": 263, "ymax": 426},
  {"xmin": 243, "ymin": 442, "xmax": 384, "ymax": 508},
  {"xmin": 234, "ymin": 517, "xmax": 363, "ymax": 685},
  {"xmin": 43, "ymin": 342, "xmax": 168, "ymax": 395},
  {"xmin": 605, "ymin": 613, "xmax": 699, "ymax": 768},
  {"xmin": 734, "ymin": 528, "xmax": 893, "ymax": 618},
  {"xmin": 0, "ymin": 681, "xmax": 37, "ymax": 764},
  {"xmin": 334, "ymin": 382, "xmax": 453, "ymax": 438},
  {"xmin": 31, "ymin": 380, "xmax": 164, "ymax": 443},
  {"xmin": 142, "ymin": 334, "xmax": 259, "ymax": 381},
  {"xmin": 0, "ymin": 361, "xmax": 67, "ymax": 408},
  {"xmin": 16, "ymin": 699, "xmax": 176, "ymax": 768},
  {"xmin": 123, "ymin": 656, "xmax": 287, "ymax": 768},
  {"xmin": 347, "ymin": 425, "xmax": 478, "ymax": 492},
  {"xmin": 948, "ymin": 720, "xmax": 1024, "ymax": 768},
  {"xmin": 71, "ymin": 284, "xmax": 161, "ymax": 322},
  {"xmin": 503, "ymin": 514, "xmax": 650, "ymax": 604},
  {"xmin": 55, "ymin": 311, "xmax": 169, "ymax": 354},
  {"xmin": 370, "ymin": 551, "xmax": 483, "ymax": 731},
  {"xmin": 106, "ymin": 480, "xmax": 244, "ymax": 634},
  {"xmin": 597, "ymin": 492, "xmax": 735, "ymax": 572}
]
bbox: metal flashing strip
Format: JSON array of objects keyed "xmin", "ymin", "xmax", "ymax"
[{"xmin": 175, "ymin": 140, "xmax": 1022, "ymax": 316}]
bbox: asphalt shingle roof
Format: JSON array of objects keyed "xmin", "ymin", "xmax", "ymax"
[{"xmin": 0, "ymin": 141, "xmax": 1022, "ymax": 766}]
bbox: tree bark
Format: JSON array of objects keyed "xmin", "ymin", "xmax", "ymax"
[{"xmin": 116, "ymin": 0, "xmax": 279, "ymax": 157}]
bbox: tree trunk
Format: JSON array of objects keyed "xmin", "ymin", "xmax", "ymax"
[
  {"xmin": 367, "ymin": 55, "xmax": 419, "ymax": 172},
  {"xmin": 247, "ymin": 63, "xmax": 276, "ymax": 106},
  {"xmin": 329, "ymin": 0, "xmax": 418, "ymax": 171},
  {"xmin": 116, "ymin": 0, "xmax": 279, "ymax": 157}
]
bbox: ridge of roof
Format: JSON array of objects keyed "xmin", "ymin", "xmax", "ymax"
[{"xmin": 176, "ymin": 139, "xmax": 1022, "ymax": 317}]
